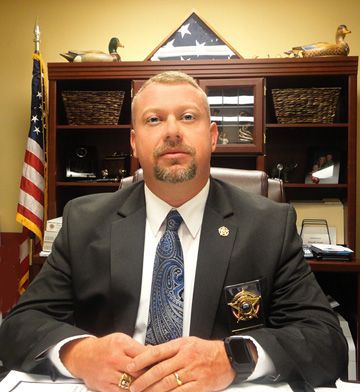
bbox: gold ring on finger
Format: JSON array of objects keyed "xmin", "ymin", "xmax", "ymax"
[
  {"xmin": 118, "ymin": 372, "xmax": 133, "ymax": 389},
  {"xmin": 173, "ymin": 372, "xmax": 182, "ymax": 386}
]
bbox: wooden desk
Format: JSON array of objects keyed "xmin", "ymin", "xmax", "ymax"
[{"xmin": 308, "ymin": 260, "xmax": 360, "ymax": 273}]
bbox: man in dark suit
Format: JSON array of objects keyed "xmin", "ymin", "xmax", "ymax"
[{"xmin": 0, "ymin": 72, "xmax": 347, "ymax": 392}]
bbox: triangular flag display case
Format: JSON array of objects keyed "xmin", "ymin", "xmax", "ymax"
[{"xmin": 145, "ymin": 10, "xmax": 242, "ymax": 61}]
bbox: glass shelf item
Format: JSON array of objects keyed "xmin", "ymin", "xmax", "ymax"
[
  {"xmin": 199, "ymin": 78, "xmax": 264, "ymax": 154},
  {"xmin": 209, "ymin": 87, "xmax": 254, "ymax": 145}
]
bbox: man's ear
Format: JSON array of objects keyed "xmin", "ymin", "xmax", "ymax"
[
  {"xmin": 130, "ymin": 129, "xmax": 138, "ymax": 158},
  {"xmin": 210, "ymin": 122, "xmax": 218, "ymax": 152}
]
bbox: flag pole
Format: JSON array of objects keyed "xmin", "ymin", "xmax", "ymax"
[
  {"xmin": 34, "ymin": 16, "xmax": 40, "ymax": 54},
  {"xmin": 28, "ymin": 16, "xmax": 41, "ymax": 270},
  {"xmin": 18, "ymin": 16, "xmax": 47, "ymax": 291}
]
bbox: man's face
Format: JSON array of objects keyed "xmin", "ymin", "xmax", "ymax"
[{"xmin": 131, "ymin": 82, "xmax": 218, "ymax": 185}]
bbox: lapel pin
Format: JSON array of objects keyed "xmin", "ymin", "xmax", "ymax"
[{"xmin": 218, "ymin": 226, "xmax": 230, "ymax": 237}]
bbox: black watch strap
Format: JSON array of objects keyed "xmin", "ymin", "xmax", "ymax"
[{"xmin": 224, "ymin": 336, "xmax": 256, "ymax": 382}]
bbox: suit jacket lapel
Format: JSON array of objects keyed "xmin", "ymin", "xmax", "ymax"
[
  {"xmin": 110, "ymin": 183, "xmax": 146, "ymax": 335},
  {"xmin": 190, "ymin": 179, "xmax": 238, "ymax": 338}
]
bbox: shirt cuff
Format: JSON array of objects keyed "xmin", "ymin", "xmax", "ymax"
[
  {"xmin": 47, "ymin": 335, "xmax": 94, "ymax": 378},
  {"xmin": 242, "ymin": 336, "xmax": 276, "ymax": 381}
]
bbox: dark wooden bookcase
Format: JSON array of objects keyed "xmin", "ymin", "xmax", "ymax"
[
  {"xmin": 46, "ymin": 57, "xmax": 358, "ymax": 376},
  {"xmin": 48, "ymin": 57, "xmax": 357, "ymax": 252}
]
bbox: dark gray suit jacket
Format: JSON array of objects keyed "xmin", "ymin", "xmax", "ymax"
[{"xmin": 0, "ymin": 178, "xmax": 348, "ymax": 386}]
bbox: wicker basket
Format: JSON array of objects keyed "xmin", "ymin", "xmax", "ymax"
[
  {"xmin": 272, "ymin": 87, "xmax": 341, "ymax": 124},
  {"xmin": 62, "ymin": 90, "xmax": 125, "ymax": 125}
]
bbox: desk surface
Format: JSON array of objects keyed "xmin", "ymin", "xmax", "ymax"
[{"xmin": 308, "ymin": 260, "xmax": 360, "ymax": 273}]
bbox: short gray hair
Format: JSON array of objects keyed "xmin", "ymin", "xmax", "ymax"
[{"xmin": 131, "ymin": 71, "xmax": 210, "ymax": 125}]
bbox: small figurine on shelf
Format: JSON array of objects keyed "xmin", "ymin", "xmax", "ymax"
[
  {"xmin": 284, "ymin": 25, "xmax": 351, "ymax": 57},
  {"xmin": 118, "ymin": 169, "xmax": 127, "ymax": 179},
  {"xmin": 270, "ymin": 163, "xmax": 284, "ymax": 180},
  {"xmin": 101, "ymin": 169, "xmax": 109, "ymax": 179},
  {"xmin": 218, "ymin": 132, "xmax": 229, "ymax": 144},
  {"xmin": 60, "ymin": 37, "xmax": 125, "ymax": 62},
  {"xmin": 270, "ymin": 161, "xmax": 298, "ymax": 183}
]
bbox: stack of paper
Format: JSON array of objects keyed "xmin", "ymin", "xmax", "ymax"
[
  {"xmin": 310, "ymin": 244, "xmax": 353, "ymax": 261},
  {"xmin": 40, "ymin": 217, "xmax": 62, "ymax": 257}
]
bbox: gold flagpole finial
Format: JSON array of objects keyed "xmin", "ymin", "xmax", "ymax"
[{"xmin": 34, "ymin": 16, "xmax": 40, "ymax": 54}]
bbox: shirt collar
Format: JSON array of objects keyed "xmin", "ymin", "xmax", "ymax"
[{"xmin": 144, "ymin": 179, "xmax": 210, "ymax": 238}]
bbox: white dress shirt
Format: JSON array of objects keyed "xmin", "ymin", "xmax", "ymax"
[{"xmin": 132, "ymin": 181, "xmax": 209, "ymax": 342}]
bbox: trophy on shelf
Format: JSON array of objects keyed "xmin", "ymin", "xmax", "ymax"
[
  {"xmin": 270, "ymin": 161, "xmax": 298, "ymax": 183},
  {"xmin": 99, "ymin": 152, "xmax": 129, "ymax": 182}
]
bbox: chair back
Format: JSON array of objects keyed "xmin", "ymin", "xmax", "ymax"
[{"xmin": 120, "ymin": 167, "xmax": 285, "ymax": 202}]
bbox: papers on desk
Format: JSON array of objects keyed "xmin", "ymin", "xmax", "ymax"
[
  {"xmin": 0, "ymin": 371, "xmax": 93, "ymax": 392},
  {"xmin": 322, "ymin": 381, "xmax": 360, "ymax": 391},
  {"xmin": 310, "ymin": 244, "xmax": 353, "ymax": 261},
  {"xmin": 227, "ymin": 382, "xmax": 293, "ymax": 390},
  {"xmin": 230, "ymin": 380, "xmax": 360, "ymax": 391},
  {"xmin": 1, "ymin": 371, "xmax": 360, "ymax": 392},
  {"xmin": 311, "ymin": 244, "xmax": 353, "ymax": 254}
]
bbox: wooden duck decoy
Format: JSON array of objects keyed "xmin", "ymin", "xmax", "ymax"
[
  {"xmin": 285, "ymin": 25, "xmax": 351, "ymax": 57},
  {"xmin": 60, "ymin": 37, "xmax": 124, "ymax": 62}
]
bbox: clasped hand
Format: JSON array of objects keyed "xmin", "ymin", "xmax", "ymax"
[{"xmin": 60, "ymin": 333, "xmax": 236, "ymax": 392}]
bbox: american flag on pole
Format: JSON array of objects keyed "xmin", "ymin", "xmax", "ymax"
[
  {"xmin": 145, "ymin": 11, "xmax": 242, "ymax": 61},
  {"xmin": 16, "ymin": 53, "xmax": 48, "ymax": 294}
]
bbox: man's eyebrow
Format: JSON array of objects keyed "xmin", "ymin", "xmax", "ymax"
[{"xmin": 141, "ymin": 103, "xmax": 203, "ymax": 114}]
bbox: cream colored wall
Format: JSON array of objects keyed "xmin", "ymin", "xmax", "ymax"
[{"xmin": 1, "ymin": 0, "xmax": 360, "ymax": 252}]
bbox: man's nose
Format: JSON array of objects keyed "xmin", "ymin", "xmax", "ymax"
[{"xmin": 164, "ymin": 116, "xmax": 182, "ymax": 140}]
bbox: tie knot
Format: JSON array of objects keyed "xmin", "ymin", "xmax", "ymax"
[{"xmin": 166, "ymin": 210, "xmax": 183, "ymax": 232}]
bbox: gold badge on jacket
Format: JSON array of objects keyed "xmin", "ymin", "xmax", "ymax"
[
  {"xmin": 228, "ymin": 288, "xmax": 261, "ymax": 322},
  {"xmin": 218, "ymin": 226, "xmax": 230, "ymax": 237},
  {"xmin": 224, "ymin": 280, "xmax": 265, "ymax": 333}
]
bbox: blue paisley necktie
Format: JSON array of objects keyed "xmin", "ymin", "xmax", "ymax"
[{"xmin": 145, "ymin": 210, "xmax": 184, "ymax": 345}]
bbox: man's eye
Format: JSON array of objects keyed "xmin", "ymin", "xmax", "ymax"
[
  {"xmin": 147, "ymin": 117, "xmax": 159, "ymax": 124},
  {"xmin": 183, "ymin": 114, "xmax": 195, "ymax": 121}
]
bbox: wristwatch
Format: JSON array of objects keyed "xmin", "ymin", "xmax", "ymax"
[{"xmin": 224, "ymin": 336, "xmax": 256, "ymax": 382}]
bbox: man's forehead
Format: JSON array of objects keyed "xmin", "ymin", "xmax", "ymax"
[
  {"xmin": 139, "ymin": 82, "xmax": 206, "ymax": 105},
  {"xmin": 142, "ymin": 81, "xmax": 199, "ymax": 94}
]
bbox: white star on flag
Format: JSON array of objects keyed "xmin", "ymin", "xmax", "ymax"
[
  {"xmin": 178, "ymin": 23, "xmax": 191, "ymax": 38},
  {"xmin": 195, "ymin": 40, "xmax": 206, "ymax": 56}
]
